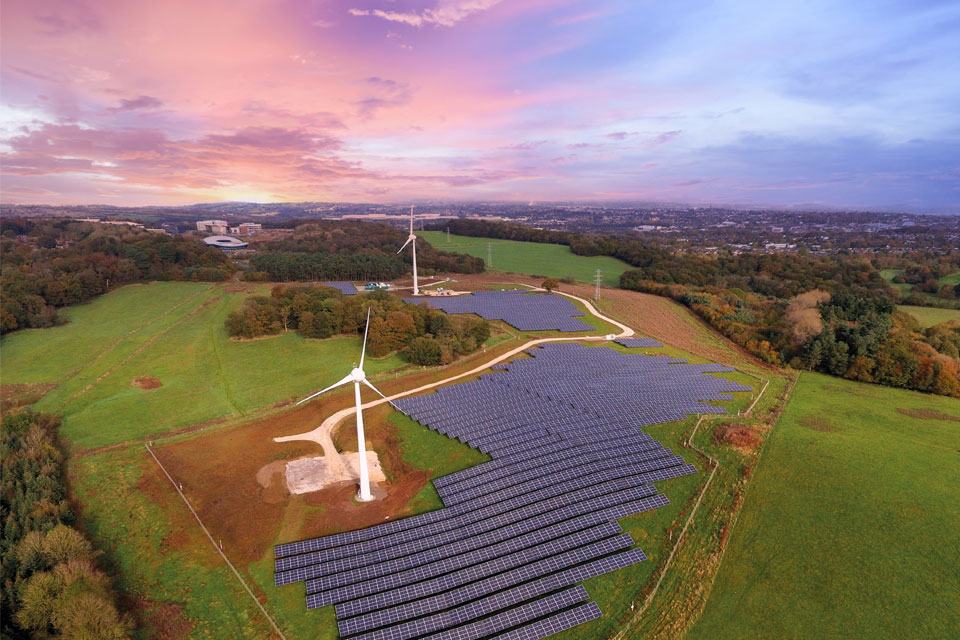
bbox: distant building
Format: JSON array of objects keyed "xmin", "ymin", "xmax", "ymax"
[
  {"xmin": 75, "ymin": 217, "xmax": 144, "ymax": 229},
  {"xmin": 197, "ymin": 219, "xmax": 229, "ymax": 234},
  {"xmin": 203, "ymin": 235, "xmax": 249, "ymax": 250},
  {"xmin": 238, "ymin": 222, "xmax": 262, "ymax": 235}
]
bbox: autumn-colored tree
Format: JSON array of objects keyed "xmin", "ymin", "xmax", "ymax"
[
  {"xmin": 845, "ymin": 355, "xmax": 875, "ymax": 382},
  {"xmin": 784, "ymin": 289, "xmax": 830, "ymax": 344},
  {"xmin": 366, "ymin": 316, "xmax": 393, "ymax": 357},
  {"xmin": 386, "ymin": 311, "xmax": 417, "ymax": 350}
]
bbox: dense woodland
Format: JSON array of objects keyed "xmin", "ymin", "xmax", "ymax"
[
  {"xmin": 0, "ymin": 412, "xmax": 130, "ymax": 639},
  {"xmin": 225, "ymin": 286, "xmax": 491, "ymax": 365},
  {"xmin": 0, "ymin": 219, "xmax": 232, "ymax": 334},
  {"xmin": 246, "ymin": 221, "xmax": 484, "ymax": 282}
]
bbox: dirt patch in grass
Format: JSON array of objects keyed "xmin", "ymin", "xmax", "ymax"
[
  {"xmin": 132, "ymin": 376, "xmax": 163, "ymax": 389},
  {"xmin": 713, "ymin": 423, "xmax": 762, "ymax": 450},
  {"xmin": 255, "ymin": 460, "xmax": 289, "ymax": 504},
  {"xmin": 161, "ymin": 528, "xmax": 194, "ymax": 552},
  {"xmin": 302, "ymin": 469, "xmax": 430, "ymax": 537},
  {"xmin": 0, "ymin": 382, "xmax": 58, "ymax": 413},
  {"xmin": 823, "ymin": 383, "xmax": 872, "ymax": 398},
  {"xmin": 897, "ymin": 408, "xmax": 960, "ymax": 422},
  {"xmin": 145, "ymin": 601, "xmax": 194, "ymax": 640},
  {"xmin": 801, "ymin": 416, "xmax": 838, "ymax": 432},
  {"xmin": 137, "ymin": 457, "xmax": 220, "ymax": 568},
  {"xmin": 224, "ymin": 285, "xmax": 251, "ymax": 293}
]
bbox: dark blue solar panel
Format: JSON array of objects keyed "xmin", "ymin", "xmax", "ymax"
[
  {"xmin": 321, "ymin": 281, "xmax": 358, "ymax": 295},
  {"xmin": 405, "ymin": 291, "xmax": 593, "ymax": 332}
]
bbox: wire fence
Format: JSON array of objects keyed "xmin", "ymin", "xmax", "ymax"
[{"xmin": 144, "ymin": 443, "xmax": 287, "ymax": 640}]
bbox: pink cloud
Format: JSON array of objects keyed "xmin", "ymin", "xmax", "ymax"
[
  {"xmin": 349, "ymin": 1, "xmax": 504, "ymax": 29},
  {"xmin": 645, "ymin": 130, "xmax": 683, "ymax": 147},
  {"xmin": 107, "ymin": 95, "xmax": 162, "ymax": 113}
]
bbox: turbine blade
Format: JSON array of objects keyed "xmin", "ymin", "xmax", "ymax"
[
  {"xmin": 359, "ymin": 308, "xmax": 371, "ymax": 370},
  {"xmin": 397, "ymin": 237, "xmax": 412, "ymax": 254},
  {"xmin": 296, "ymin": 373, "xmax": 353, "ymax": 405},
  {"xmin": 362, "ymin": 378, "xmax": 388, "ymax": 400},
  {"xmin": 409, "ymin": 204, "xmax": 414, "ymax": 233}
]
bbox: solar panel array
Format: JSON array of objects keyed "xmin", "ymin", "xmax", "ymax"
[
  {"xmin": 323, "ymin": 281, "xmax": 359, "ymax": 295},
  {"xmin": 275, "ymin": 343, "xmax": 751, "ymax": 639},
  {"xmin": 406, "ymin": 290, "xmax": 594, "ymax": 332},
  {"xmin": 615, "ymin": 337, "xmax": 664, "ymax": 348}
]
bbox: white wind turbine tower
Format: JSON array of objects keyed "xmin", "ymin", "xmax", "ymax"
[
  {"xmin": 397, "ymin": 205, "xmax": 419, "ymax": 296},
  {"xmin": 295, "ymin": 309, "xmax": 386, "ymax": 502}
]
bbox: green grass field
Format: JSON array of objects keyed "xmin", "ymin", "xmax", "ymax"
[
  {"xmin": 690, "ymin": 372, "xmax": 960, "ymax": 639},
  {"xmin": 420, "ymin": 231, "xmax": 631, "ymax": 285},
  {"xmin": 882, "ymin": 268, "xmax": 960, "ymax": 309},
  {"xmin": 1, "ymin": 282, "xmax": 407, "ymax": 449},
  {"xmin": 898, "ymin": 304, "xmax": 960, "ymax": 328}
]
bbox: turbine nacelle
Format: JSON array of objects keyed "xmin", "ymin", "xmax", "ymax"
[{"xmin": 350, "ymin": 367, "xmax": 365, "ymax": 382}]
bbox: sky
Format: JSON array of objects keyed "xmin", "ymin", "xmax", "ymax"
[{"xmin": 1, "ymin": 0, "xmax": 958, "ymax": 210}]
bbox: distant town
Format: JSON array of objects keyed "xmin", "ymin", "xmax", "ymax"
[{"xmin": 4, "ymin": 202, "xmax": 957, "ymax": 256}]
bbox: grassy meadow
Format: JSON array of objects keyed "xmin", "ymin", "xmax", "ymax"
[
  {"xmin": 897, "ymin": 304, "xmax": 960, "ymax": 328},
  {"xmin": 420, "ymin": 230, "xmax": 631, "ymax": 285},
  {"xmin": 882, "ymin": 268, "xmax": 960, "ymax": 310},
  {"xmin": 690, "ymin": 372, "xmax": 960, "ymax": 639},
  {"xmin": 0, "ymin": 282, "xmax": 407, "ymax": 450}
]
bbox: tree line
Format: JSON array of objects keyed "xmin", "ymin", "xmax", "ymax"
[
  {"xmin": 244, "ymin": 221, "xmax": 484, "ymax": 282},
  {"xmin": 225, "ymin": 286, "xmax": 491, "ymax": 365},
  {"xmin": 1, "ymin": 412, "xmax": 130, "ymax": 639},
  {"xmin": 622, "ymin": 276, "xmax": 960, "ymax": 397},
  {"xmin": 1, "ymin": 219, "xmax": 232, "ymax": 334}
]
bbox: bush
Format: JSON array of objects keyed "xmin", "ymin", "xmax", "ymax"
[{"xmin": 408, "ymin": 337, "xmax": 443, "ymax": 365}]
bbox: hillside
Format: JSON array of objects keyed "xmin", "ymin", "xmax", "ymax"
[{"xmin": 690, "ymin": 372, "xmax": 960, "ymax": 638}]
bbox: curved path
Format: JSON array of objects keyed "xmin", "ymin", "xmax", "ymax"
[{"xmin": 274, "ymin": 288, "xmax": 634, "ymax": 480}]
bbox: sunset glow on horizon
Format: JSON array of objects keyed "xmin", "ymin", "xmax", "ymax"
[{"xmin": 1, "ymin": 0, "xmax": 958, "ymax": 209}]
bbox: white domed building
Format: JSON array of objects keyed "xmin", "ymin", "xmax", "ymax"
[{"xmin": 203, "ymin": 235, "xmax": 249, "ymax": 250}]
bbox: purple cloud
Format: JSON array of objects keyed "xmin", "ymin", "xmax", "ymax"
[{"xmin": 108, "ymin": 95, "xmax": 163, "ymax": 113}]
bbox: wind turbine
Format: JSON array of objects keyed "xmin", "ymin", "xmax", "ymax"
[
  {"xmin": 296, "ymin": 309, "xmax": 386, "ymax": 502},
  {"xmin": 397, "ymin": 205, "xmax": 419, "ymax": 296}
]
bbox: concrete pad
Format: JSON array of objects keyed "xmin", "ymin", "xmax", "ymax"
[{"xmin": 285, "ymin": 451, "xmax": 385, "ymax": 495}]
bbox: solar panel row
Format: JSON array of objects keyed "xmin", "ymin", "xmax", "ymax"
[
  {"xmin": 416, "ymin": 587, "xmax": 589, "ymax": 640},
  {"xmin": 338, "ymin": 547, "xmax": 648, "ymax": 637},
  {"xmin": 493, "ymin": 602, "xmax": 603, "ymax": 640},
  {"xmin": 406, "ymin": 291, "xmax": 594, "ymax": 332},
  {"xmin": 321, "ymin": 281, "xmax": 359, "ymax": 295},
  {"xmin": 308, "ymin": 524, "xmax": 626, "ymax": 606},
  {"xmin": 276, "ymin": 480, "xmax": 660, "ymax": 583}
]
